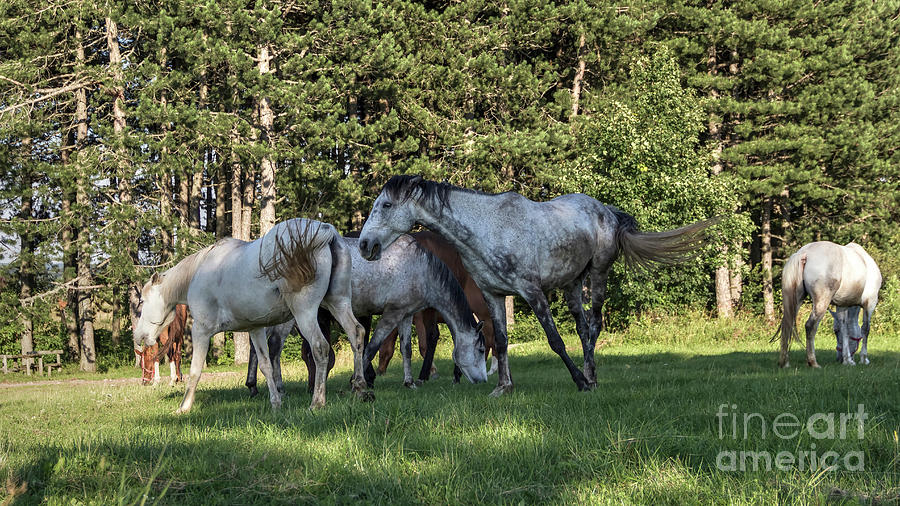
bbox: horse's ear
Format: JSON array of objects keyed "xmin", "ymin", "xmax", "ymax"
[
  {"xmin": 476, "ymin": 320, "xmax": 485, "ymax": 333},
  {"xmin": 149, "ymin": 272, "xmax": 161, "ymax": 285},
  {"xmin": 410, "ymin": 174, "xmax": 424, "ymax": 186}
]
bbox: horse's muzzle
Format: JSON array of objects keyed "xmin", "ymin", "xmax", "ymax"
[{"xmin": 359, "ymin": 239, "xmax": 382, "ymax": 261}]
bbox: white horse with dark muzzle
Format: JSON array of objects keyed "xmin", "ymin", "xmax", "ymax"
[
  {"xmin": 776, "ymin": 241, "xmax": 882, "ymax": 368},
  {"xmin": 133, "ymin": 218, "xmax": 371, "ymax": 412}
]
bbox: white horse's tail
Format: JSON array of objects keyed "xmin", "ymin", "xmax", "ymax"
[
  {"xmin": 773, "ymin": 252, "xmax": 807, "ymax": 345},
  {"xmin": 259, "ymin": 220, "xmax": 333, "ymax": 290},
  {"xmin": 611, "ymin": 209, "xmax": 718, "ymax": 272}
]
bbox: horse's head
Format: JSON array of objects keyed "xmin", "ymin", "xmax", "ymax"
[
  {"xmin": 133, "ymin": 272, "xmax": 176, "ymax": 354},
  {"xmin": 453, "ymin": 320, "xmax": 488, "ymax": 384},
  {"xmin": 136, "ymin": 344, "xmax": 159, "ymax": 385},
  {"xmin": 359, "ymin": 175, "xmax": 426, "ymax": 261}
]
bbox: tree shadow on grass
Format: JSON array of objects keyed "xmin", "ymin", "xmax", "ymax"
[{"xmin": 8, "ymin": 347, "xmax": 900, "ymax": 504}]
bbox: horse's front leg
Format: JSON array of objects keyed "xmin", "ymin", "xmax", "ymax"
[
  {"xmin": 176, "ymin": 325, "xmax": 212, "ymax": 414},
  {"xmin": 397, "ymin": 315, "xmax": 417, "ymax": 388},
  {"xmin": 246, "ymin": 338, "xmax": 260, "ymax": 398},
  {"xmin": 483, "ymin": 293, "xmax": 512, "ymax": 397},
  {"xmin": 365, "ymin": 313, "xmax": 407, "ymax": 388},
  {"xmin": 416, "ymin": 310, "xmax": 440, "ymax": 382},
  {"xmin": 152, "ymin": 360, "xmax": 161, "ymax": 386},
  {"xmin": 248, "ymin": 327, "xmax": 282, "ymax": 410}
]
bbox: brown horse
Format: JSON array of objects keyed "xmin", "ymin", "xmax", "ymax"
[
  {"xmin": 138, "ymin": 304, "xmax": 187, "ymax": 385},
  {"xmin": 376, "ymin": 231, "xmax": 497, "ymax": 382}
]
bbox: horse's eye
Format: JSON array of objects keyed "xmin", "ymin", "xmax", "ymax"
[{"xmin": 383, "ymin": 202, "xmax": 393, "ymax": 209}]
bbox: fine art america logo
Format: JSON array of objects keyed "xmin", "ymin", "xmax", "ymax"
[{"xmin": 715, "ymin": 404, "xmax": 866, "ymax": 472}]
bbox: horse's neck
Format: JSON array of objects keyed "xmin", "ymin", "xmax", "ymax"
[
  {"xmin": 420, "ymin": 263, "xmax": 475, "ymax": 336},
  {"xmin": 414, "ymin": 190, "xmax": 492, "ymax": 259},
  {"xmin": 161, "ymin": 254, "xmax": 203, "ymax": 306}
]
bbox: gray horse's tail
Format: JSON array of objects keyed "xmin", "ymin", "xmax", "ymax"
[
  {"xmin": 772, "ymin": 252, "xmax": 807, "ymax": 345},
  {"xmin": 259, "ymin": 220, "xmax": 331, "ymax": 290},
  {"xmin": 611, "ymin": 209, "xmax": 716, "ymax": 272}
]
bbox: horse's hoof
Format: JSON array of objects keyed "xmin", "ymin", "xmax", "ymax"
[
  {"xmin": 248, "ymin": 387, "xmax": 259, "ymax": 398},
  {"xmin": 807, "ymin": 361, "xmax": 821, "ymax": 368},
  {"xmin": 355, "ymin": 390, "xmax": 375, "ymax": 402},
  {"xmin": 415, "ymin": 379, "xmax": 424, "ymax": 387},
  {"xmin": 581, "ymin": 380, "xmax": 597, "ymax": 391},
  {"xmin": 309, "ymin": 401, "xmax": 325, "ymax": 411},
  {"xmin": 174, "ymin": 408, "xmax": 187, "ymax": 415},
  {"xmin": 843, "ymin": 359, "xmax": 856, "ymax": 366},
  {"xmin": 404, "ymin": 381, "xmax": 416, "ymax": 389},
  {"xmin": 430, "ymin": 371, "xmax": 440, "ymax": 379},
  {"xmin": 271, "ymin": 402, "xmax": 282, "ymax": 410},
  {"xmin": 489, "ymin": 384, "xmax": 513, "ymax": 397}
]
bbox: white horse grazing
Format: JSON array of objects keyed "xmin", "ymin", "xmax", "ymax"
[
  {"xmin": 133, "ymin": 219, "xmax": 370, "ymax": 412},
  {"xmin": 777, "ymin": 241, "xmax": 882, "ymax": 368}
]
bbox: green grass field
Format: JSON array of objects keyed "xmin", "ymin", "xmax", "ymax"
[{"xmin": 2, "ymin": 314, "xmax": 900, "ymax": 504}]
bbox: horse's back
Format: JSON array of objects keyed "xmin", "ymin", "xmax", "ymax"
[{"xmin": 798, "ymin": 241, "xmax": 870, "ymax": 306}]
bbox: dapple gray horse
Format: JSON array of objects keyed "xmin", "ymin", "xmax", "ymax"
[
  {"xmin": 777, "ymin": 241, "xmax": 882, "ymax": 368},
  {"xmin": 133, "ymin": 219, "xmax": 370, "ymax": 412},
  {"xmin": 358, "ymin": 175, "xmax": 714, "ymax": 396},
  {"xmin": 245, "ymin": 234, "xmax": 488, "ymax": 395}
]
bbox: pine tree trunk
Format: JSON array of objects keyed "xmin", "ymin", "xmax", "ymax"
[
  {"xmin": 190, "ymin": 170, "xmax": 203, "ymax": 232},
  {"xmin": 730, "ymin": 248, "xmax": 743, "ymax": 309},
  {"xmin": 19, "ymin": 142, "xmax": 35, "ymax": 367},
  {"xmin": 761, "ymin": 197, "xmax": 775, "ymax": 323},
  {"xmin": 106, "ymin": 17, "xmax": 142, "ymax": 330},
  {"xmin": 571, "ymin": 33, "xmax": 586, "ymax": 119},
  {"xmin": 707, "ymin": 42, "xmax": 733, "ymax": 318},
  {"xmin": 505, "ymin": 296, "xmax": 515, "ymax": 328},
  {"xmin": 216, "ymin": 163, "xmax": 227, "ymax": 239},
  {"xmin": 76, "ymin": 27, "xmax": 97, "ymax": 372},
  {"xmin": 159, "ymin": 47, "xmax": 173, "ymax": 264},
  {"xmin": 111, "ymin": 287, "xmax": 122, "ymax": 346},
  {"xmin": 61, "ymin": 130, "xmax": 80, "ymax": 359},
  {"xmin": 257, "ymin": 44, "xmax": 276, "ymax": 236},
  {"xmin": 229, "ymin": 65, "xmax": 251, "ymax": 365}
]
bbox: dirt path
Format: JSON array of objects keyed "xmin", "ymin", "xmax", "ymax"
[{"xmin": 0, "ymin": 371, "xmax": 241, "ymax": 388}]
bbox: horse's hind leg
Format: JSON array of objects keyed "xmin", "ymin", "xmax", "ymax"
[
  {"xmin": 563, "ymin": 276, "xmax": 595, "ymax": 386},
  {"xmin": 522, "ymin": 288, "xmax": 592, "ymax": 391},
  {"xmin": 248, "ymin": 327, "xmax": 283, "ymax": 409},
  {"xmin": 805, "ymin": 298, "xmax": 830, "ymax": 368}
]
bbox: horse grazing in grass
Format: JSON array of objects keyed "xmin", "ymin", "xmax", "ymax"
[
  {"xmin": 376, "ymin": 231, "xmax": 498, "ymax": 382},
  {"xmin": 776, "ymin": 241, "xmax": 882, "ymax": 368},
  {"xmin": 830, "ymin": 307, "xmax": 862, "ymax": 363},
  {"xmin": 359, "ymin": 175, "xmax": 715, "ymax": 396},
  {"xmin": 137, "ymin": 304, "xmax": 187, "ymax": 386},
  {"xmin": 133, "ymin": 218, "xmax": 370, "ymax": 412},
  {"xmin": 245, "ymin": 233, "xmax": 488, "ymax": 395}
]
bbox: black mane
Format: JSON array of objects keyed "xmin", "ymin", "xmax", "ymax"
[{"xmin": 382, "ymin": 174, "xmax": 454, "ymax": 210}]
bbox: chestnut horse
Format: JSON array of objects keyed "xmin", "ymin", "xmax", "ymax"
[
  {"xmin": 138, "ymin": 304, "xmax": 187, "ymax": 385},
  {"xmin": 376, "ymin": 231, "xmax": 498, "ymax": 382}
]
